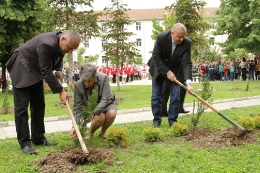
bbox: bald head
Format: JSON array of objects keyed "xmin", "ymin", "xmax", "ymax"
[
  {"xmin": 171, "ymin": 23, "xmax": 187, "ymax": 44},
  {"xmin": 171, "ymin": 23, "xmax": 187, "ymax": 32}
]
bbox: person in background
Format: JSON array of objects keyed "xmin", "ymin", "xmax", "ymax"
[
  {"xmin": 111, "ymin": 64, "xmax": 117, "ymax": 83},
  {"xmin": 5, "ymin": 30, "xmax": 80, "ymax": 154},
  {"xmin": 74, "ymin": 66, "xmax": 80, "ymax": 82},
  {"xmin": 70, "ymin": 63, "xmax": 116, "ymax": 139},
  {"xmin": 229, "ymin": 62, "xmax": 235, "ymax": 81},
  {"xmin": 148, "ymin": 23, "xmax": 194, "ymax": 128},
  {"xmin": 239, "ymin": 57, "xmax": 248, "ymax": 81},
  {"xmin": 255, "ymin": 62, "xmax": 260, "ymax": 80},
  {"xmin": 218, "ymin": 61, "xmax": 224, "ymax": 81},
  {"xmin": 248, "ymin": 60, "xmax": 256, "ymax": 80}
]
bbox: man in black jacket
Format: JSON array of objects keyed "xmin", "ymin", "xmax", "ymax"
[
  {"xmin": 148, "ymin": 23, "xmax": 194, "ymax": 128},
  {"xmin": 6, "ymin": 30, "xmax": 81, "ymax": 154}
]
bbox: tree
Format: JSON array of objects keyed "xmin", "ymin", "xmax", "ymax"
[
  {"xmin": 166, "ymin": 0, "xmax": 210, "ymax": 62},
  {"xmin": 213, "ymin": 0, "xmax": 260, "ymax": 55},
  {"xmin": 151, "ymin": 12, "xmax": 177, "ymax": 41},
  {"xmin": 48, "ymin": 0, "xmax": 101, "ymax": 98},
  {"xmin": 101, "ymin": 0, "xmax": 141, "ymax": 91},
  {"xmin": 0, "ymin": 0, "xmax": 50, "ymax": 91}
]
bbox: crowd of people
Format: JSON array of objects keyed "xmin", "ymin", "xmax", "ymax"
[
  {"xmin": 61, "ymin": 63, "xmax": 150, "ymax": 85},
  {"xmin": 194, "ymin": 57, "xmax": 260, "ymax": 81}
]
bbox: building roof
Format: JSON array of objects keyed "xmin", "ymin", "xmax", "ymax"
[{"xmin": 97, "ymin": 7, "xmax": 218, "ymax": 21}]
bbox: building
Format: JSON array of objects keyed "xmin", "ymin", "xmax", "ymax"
[{"xmin": 78, "ymin": 7, "xmax": 220, "ymax": 66}]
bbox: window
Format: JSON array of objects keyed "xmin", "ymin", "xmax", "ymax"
[
  {"xmin": 85, "ymin": 56, "xmax": 89, "ymax": 59},
  {"xmin": 136, "ymin": 22, "xmax": 141, "ymax": 31},
  {"xmin": 102, "ymin": 56, "xmax": 107, "ymax": 64},
  {"xmin": 119, "ymin": 39, "xmax": 123, "ymax": 44},
  {"xmin": 102, "ymin": 39, "xmax": 107, "ymax": 47},
  {"xmin": 136, "ymin": 39, "xmax": 142, "ymax": 47},
  {"xmin": 101, "ymin": 23, "xmax": 107, "ymax": 32},
  {"xmin": 84, "ymin": 39, "xmax": 89, "ymax": 48},
  {"xmin": 209, "ymin": 37, "xmax": 215, "ymax": 45}
]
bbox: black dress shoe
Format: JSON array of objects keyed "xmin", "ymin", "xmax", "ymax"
[
  {"xmin": 179, "ymin": 110, "xmax": 189, "ymax": 114},
  {"xmin": 152, "ymin": 123, "xmax": 161, "ymax": 128},
  {"xmin": 33, "ymin": 139, "xmax": 58, "ymax": 146},
  {"xmin": 22, "ymin": 146, "xmax": 36, "ymax": 155}
]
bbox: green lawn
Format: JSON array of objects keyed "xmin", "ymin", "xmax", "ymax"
[{"xmin": 0, "ymin": 105, "xmax": 259, "ymax": 172}]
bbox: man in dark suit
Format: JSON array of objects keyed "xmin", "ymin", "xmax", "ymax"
[
  {"xmin": 149, "ymin": 23, "xmax": 194, "ymax": 128},
  {"xmin": 5, "ymin": 30, "xmax": 81, "ymax": 154}
]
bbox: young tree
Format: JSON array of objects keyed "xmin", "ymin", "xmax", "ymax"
[
  {"xmin": 48, "ymin": 0, "xmax": 101, "ymax": 97},
  {"xmin": 101, "ymin": 0, "xmax": 141, "ymax": 91},
  {"xmin": 0, "ymin": 0, "xmax": 50, "ymax": 91}
]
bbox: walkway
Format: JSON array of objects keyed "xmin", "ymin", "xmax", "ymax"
[{"xmin": 1, "ymin": 95, "xmax": 260, "ymax": 139}]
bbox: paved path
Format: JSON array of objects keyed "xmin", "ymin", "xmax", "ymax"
[{"xmin": 1, "ymin": 95, "xmax": 260, "ymax": 139}]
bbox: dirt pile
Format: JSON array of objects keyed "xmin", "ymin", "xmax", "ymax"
[
  {"xmin": 183, "ymin": 128, "xmax": 260, "ymax": 148},
  {"xmin": 35, "ymin": 147, "xmax": 115, "ymax": 173}
]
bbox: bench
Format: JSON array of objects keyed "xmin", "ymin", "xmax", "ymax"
[{"xmin": 192, "ymin": 73, "xmax": 201, "ymax": 82}]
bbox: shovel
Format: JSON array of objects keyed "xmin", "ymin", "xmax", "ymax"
[
  {"xmin": 65, "ymin": 100, "xmax": 89, "ymax": 156},
  {"xmin": 173, "ymin": 78, "xmax": 245, "ymax": 132}
]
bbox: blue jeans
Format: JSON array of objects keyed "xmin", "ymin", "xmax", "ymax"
[{"xmin": 151, "ymin": 78, "xmax": 180, "ymax": 125}]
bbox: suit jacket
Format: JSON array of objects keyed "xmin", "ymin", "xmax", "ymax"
[
  {"xmin": 5, "ymin": 31, "xmax": 64, "ymax": 93},
  {"xmin": 149, "ymin": 31, "xmax": 192, "ymax": 82},
  {"xmin": 73, "ymin": 72, "xmax": 116, "ymax": 124}
]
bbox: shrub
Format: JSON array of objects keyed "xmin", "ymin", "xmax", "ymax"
[
  {"xmin": 254, "ymin": 115, "xmax": 260, "ymax": 128},
  {"xmin": 237, "ymin": 116, "xmax": 255, "ymax": 131},
  {"xmin": 168, "ymin": 122, "xmax": 188, "ymax": 137},
  {"xmin": 143, "ymin": 127, "xmax": 164, "ymax": 142},
  {"xmin": 106, "ymin": 127, "xmax": 128, "ymax": 147}
]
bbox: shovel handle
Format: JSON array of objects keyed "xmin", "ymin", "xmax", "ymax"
[
  {"xmin": 66, "ymin": 100, "xmax": 89, "ymax": 155},
  {"xmin": 173, "ymin": 78, "xmax": 245, "ymax": 131}
]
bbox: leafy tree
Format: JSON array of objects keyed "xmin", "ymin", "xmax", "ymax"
[
  {"xmin": 0, "ymin": 0, "xmax": 50, "ymax": 91},
  {"xmin": 101, "ymin": 0, "xmax": 141, "ymax": 91},
  {"xmin": 213, "ymin": 0, "xmax": 260, "ymax": 55},
  {"xmin": 151, "ymin": 12, "xmax": 177, "ymax": 41},
  {"xmin": 48, "ymin": 0, "xmax": 101, "ymax": 97},
  {"xmin": 224, "ymin": 49, "xmax": 250, "ymax": 60}
]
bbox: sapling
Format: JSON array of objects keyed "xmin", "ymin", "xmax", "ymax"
[{"xmin": 190, "ymin": 76, "xmax": 213, "ymax": 131}]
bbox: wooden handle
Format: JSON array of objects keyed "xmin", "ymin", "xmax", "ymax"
[{"xmin": 66, "ymin": 100, "xmax": 89, "ymax": 155}]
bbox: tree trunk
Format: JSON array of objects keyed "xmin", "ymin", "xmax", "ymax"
[
  {"xmin": 1, "ymin": 56, "xmax": 8, "ymax": 92},
  {"xmin": 68, "ymin": 53, "xmax": 74, "ymax": 103}
]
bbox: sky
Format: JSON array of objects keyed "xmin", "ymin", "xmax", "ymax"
[{"xmin": 88, "ymin": 0, "xmax": 220, "ymax": 11}]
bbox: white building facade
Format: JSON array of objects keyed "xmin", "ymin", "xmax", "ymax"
[{"xmin": 76, "ymin": 8, "xmax": 220, "ymax": 66}]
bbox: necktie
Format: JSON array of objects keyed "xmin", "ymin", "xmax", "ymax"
[
  {"xmin": 172, "ymin": 42, "xmax": 176, "ymax": 55},
  {"xmin": 55, "ymin": 56, "xmax": 60, "ymax": 66}
]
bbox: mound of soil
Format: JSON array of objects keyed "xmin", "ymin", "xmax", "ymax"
[
  {"xmin": 34, "ymin": 147, "xmax": 115, "ymax": 173},
  {"xmin": 116, "ymin": 97, "xmax": 124, "ymax": 105},
  {"xmin": 183, "ymin": 128, "xmax": 260, "ymax": 148},
  {"xmin": 0, "ymin": 107, "xmax": 14, "ymax": 114},
  {"xmin": 229, "ymin": 88, "xmax": 243, "ymax": 91}
]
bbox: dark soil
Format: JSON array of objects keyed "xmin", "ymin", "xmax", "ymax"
[
  {"xmin": 116, "ymin": 97, "xmax": 124, "ymax": 105},
  {"xmin": 229, "ymin": 87, "xmax": 243, "ymax": 91},
  {"xmin": 34, "ymin": 147, "xmax": 116, "ymax": 173},
  {"xmin": 0, "ymin": 107, "xmax": 14, "ymax": 114},
  {"xmin": 183, "ymin": 127, "xmax": 260, "ymax": 148}
]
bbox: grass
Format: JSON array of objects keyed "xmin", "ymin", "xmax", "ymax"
[
  {"xmin": 0, "ymin": 105, "xmax": 259, "ymax": 172},
  {"xmin": 0, "ymin": 80, "xmax": 260, "ymax": 122}
]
